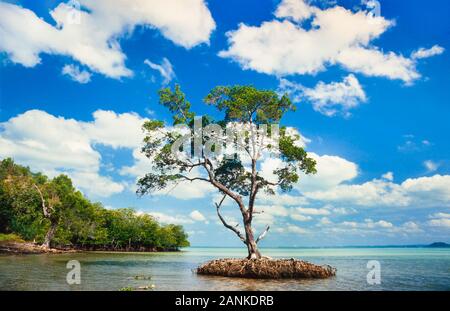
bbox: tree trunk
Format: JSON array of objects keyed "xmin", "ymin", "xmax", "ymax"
[
  {"xmin": 244, "ymin": 219, "xmax": 261, "ymax": 259},
  {"xmin": 41, "ymin": 221, "xmax": 57, "ymax": 249}
]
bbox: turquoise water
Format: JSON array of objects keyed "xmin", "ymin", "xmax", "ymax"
[{"xmin": 0, "ymin": 247, "xmax": 449, "ymax": 291}]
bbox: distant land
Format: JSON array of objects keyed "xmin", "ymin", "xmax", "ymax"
[
  {"xmin": 426, "ymin": 242, "xmax": 450, "ymax": 248},
  {"xmin": 190, "ymin": 242, "xmax": 450, "ymax": 249}
]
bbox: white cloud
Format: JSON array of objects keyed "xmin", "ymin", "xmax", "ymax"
[
  {"xmin": 429, "ymin": 212, "xmax": 450, "ymax": 219},
  {"xmin": 411, "ymin": 45, "xmax": 445, "ymax": 60},
  {"xmin": 286, "ymin": 224, "xmax": 308, "ymax": 234},
  {"xmin": 340, "ymin": 218, "xmax": 394, "ymax": 229},
  {"xmin": 304, "ymin": 172, "xmax": 450, "ymax": 208},
  {"xmin": 258, "ymin": 191, "xmax": 309, "ymax": 206},
  {"xmin": 85, "ymin": 110, "xmax": 146, "ymax": 149},
  {"xmin": 275, "ymin": 0, "xmax": 315, "ymax": 22},
  {"xmin": 0, "ymin": 109, "xmax": 149, "ymax": 197},
  {"xmin": 329, "ymin": 206, "xmax": 357, "ymax": 215},
  {"xmin": 402, "ymin": 175, "xmax": 450, "ymax": 203},
  {"xmin": 400, "ymin": 221, "xmax": 421, "ymax": 233},
  {"xmin": 0, "ymin": 0, "xmax": 215, "ymax": 78},
  {"xmin": 253, "ymin": 204, "xmax": 351, "ymax": 226},
  {"xmin": 427, "ymin": 218, "xmax": 450, "ymax": 229},
  {"xmin": 120, "ymin": 150, "xmax": 216, "ymax": 200},
  {"xmin": 62, "ymin": 64, "xmax": 92, "ymax": 83},
  {"xmin": 290, "ymin": 213, "xmax": 312, "ymax": 222},
  {"xmin": 318, "ymin": 217, "xmax": 332, "ymax": 226},
  {"xmin": 382, "ymin": 172, "xmax": 394, "ymax": 181},
  {"xmin": 295, "ymin": 207, "xmax": 330, "ymax": 216},
  {"xmin": 253, "ymin": 211, "xmax": 277, "ymax": 226},
  {"xmin": 168, "ymin": 180, "xmax": 215, "ymax": 200},
  {"xmin": 279, "ymin": 74, "xmax": 366, "ymax": 117},
  {"xmin": 144, "ymin": 58, "xmax": 175, "ymax": 85},
  {"xmin": 190, "ymin": 210, "xmax": 207, "ymax": 222},
  {"xmin": 275, "ymin": 224, "xmax": 309, "ymax": 235},
  {"xmin": 147, "ymin": 211, "xmax": 194, "ymax": 225},
  {"xmin": 260, "ymin": 205, "xmax": 289, "ymax": 217},
  {"xmin": 324, "ymin": 219, "xmax": 424, "ymax": 236},
  {"xmin": 336, "ymin": 46, "xmax": 419, "ymax": 84},
  {"xmin": 304, "ymin": 178, "xmax": 407, "ymax": 207},
  {"xmin": 70, "ymin": 171, "xmax": 124, "ymax": 197},
  {"xmin": 257, "ymin": 151, "xmax": 359, "ymax": 194},
  {"xmin": 427, "ymin": 212, "xmax": 450, "ymax": 229},
  {"xmin": 219, "ymin": 0, "xmax": 441, "ymax": 84},
  {"xmin": 423, "ymin": 160, "xmax": 439, "ymax": 173},
  {"xmin": 296, "ymin": 153, "xmax": 358, "ymax": 192}
]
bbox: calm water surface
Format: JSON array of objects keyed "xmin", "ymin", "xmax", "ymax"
[{"xmin": 0, "ymin": 247, "xmax": 449, "ymax": 291}]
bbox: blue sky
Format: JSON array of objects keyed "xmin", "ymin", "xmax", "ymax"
[{"xmin": 0, "ymin": 0, "xmax": 449, "ymax": 246}]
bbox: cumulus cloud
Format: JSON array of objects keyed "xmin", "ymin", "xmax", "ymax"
[
  {"xmin": 297, "ymin": 153, "xmax": 359, "ymax": 192},
  {"xmin": 279, "ymin": 74, "xmax": 366, "ymax": 117},
  {"xmin": 304, "ymin": 173, "xmax": 450, "ymax": 208},
  {"xmin": 0, "ymin": 0, "xmax": 215, "ymax": 78},
  {"xmin": 219, "ymin": 0, "xmax": 441, "ymax": 84},
  {"xmin": 260, "ymin": 152, "xmax": 358, "ymax": 193},
  {"xmin": 189, "ymin": 210, "xmax": 208, "ymax": 222},
  {"xmin": 0, "ymin": 109, "xmax": 148, "ymax": 197},
  {"xmin": 336, "ymin": 46, "xmax": 419, "ymax": 84},
  {"xmin": 382, "ymin": 172, "xmax": 394, "ymax": 181},
  {"xmin": 84, "ymin": 110, "xmax": 146, "ymax": 149},
  {"xmin": 62, "ymin": 64, "xmax": 92, "ymax": 83},
  {"xmin": 402, "ymin": 175, "xmax": 450, "ymax": 203},
  {"xmin": 144, "ymin": 58, "xmax": 176, "ymax": 85}
]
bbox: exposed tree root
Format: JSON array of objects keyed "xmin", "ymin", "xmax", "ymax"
[{"xmin": 196, "ymin": 258, "xmax": 336, "ymax": 279}]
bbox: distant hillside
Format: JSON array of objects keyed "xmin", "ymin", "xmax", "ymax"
[{"xmin": 426, "ymin": 242, "xmax": 450, "ymax": 248}]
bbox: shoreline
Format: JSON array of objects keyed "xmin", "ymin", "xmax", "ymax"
[{"xmin": 0, "ymin": 241, "xmax": 181, "ymax": 255}]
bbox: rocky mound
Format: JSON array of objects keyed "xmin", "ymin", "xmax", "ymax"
[{"xmin": 196, "ymin": 258, "xmax": 336, "ymax": 279}]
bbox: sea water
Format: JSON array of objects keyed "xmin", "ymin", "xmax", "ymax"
[{"xmin": 0, "ymin": 247, "xmax": 449, "ymax": 291}]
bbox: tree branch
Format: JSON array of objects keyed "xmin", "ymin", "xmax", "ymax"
[
  {"xmin": 256, "ymin": 225, "xmax": 270, "ymax": 244},
  {"xmin": 33, "ymin": 184, "xmax": 52, "ymax": 218},
  {"xmin": 215, "ymin": 195, "xmax": 247, "ymax": 245},
  {"xmin": 177, "ymin": 175, "xmax": 210, "ymax": 183},
  {"xmin": 202, "ymin": 155, "xmax": 247, "ymax": 215}
]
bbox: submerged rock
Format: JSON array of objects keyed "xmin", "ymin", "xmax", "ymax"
[{"xmin": 196, "ymin": 258, "xmax": 336, "ymax": 279}]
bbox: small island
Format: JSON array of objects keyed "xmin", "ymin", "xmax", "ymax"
[
  {"xmin": 197, "ymin": 258, "xmax": 336, "ymax": 279},
  {"xmin": 0, "ymin": 158, "xmax": 189, "ymax": 254}
]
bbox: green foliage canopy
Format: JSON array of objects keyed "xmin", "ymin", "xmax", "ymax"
[{"xmin": 0, "ymin": 158, "xmax": 189, "ymax": 250}]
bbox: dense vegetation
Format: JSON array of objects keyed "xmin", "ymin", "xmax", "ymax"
[{"xmin": 0, "ymin": 158, "xmax": 189, "ymax": 251}]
